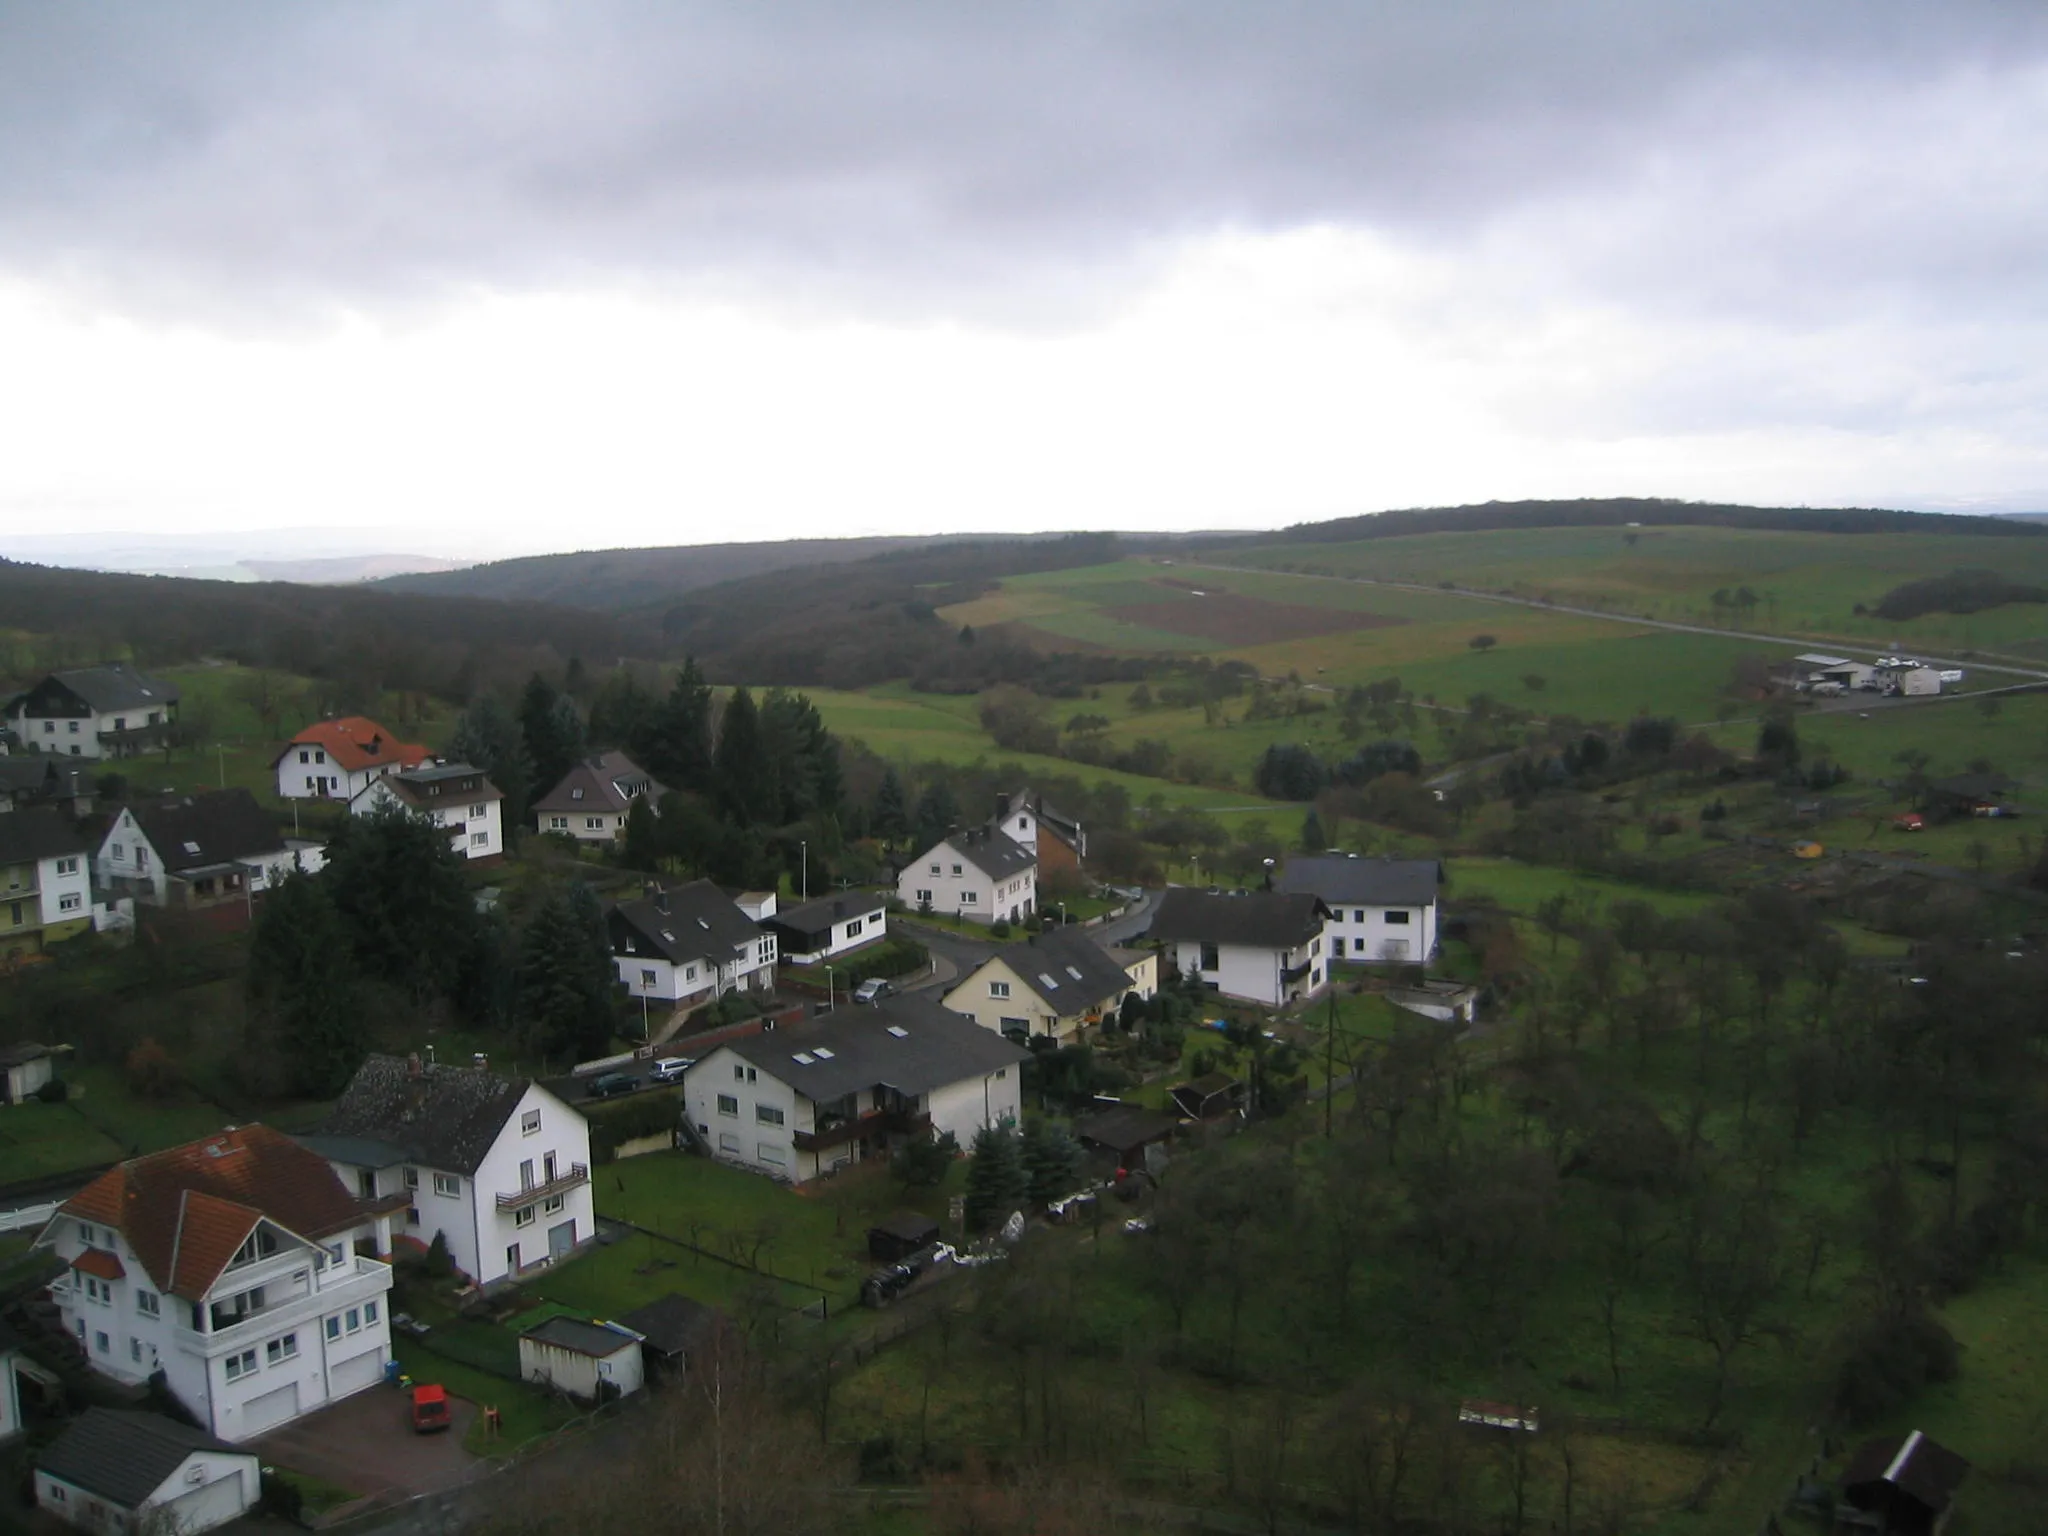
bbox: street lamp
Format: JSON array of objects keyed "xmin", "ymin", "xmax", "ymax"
[
  {"xmin": 824, "ymin": 963, "xmax": 837, "ymax": 1011},
  {"xmin": 1057, "ymin": 901, "xmax": 1067, "ymax": 927},
  {"xmin": 800, "ymin": 841, "xmax": 808, "ymax": 902}
]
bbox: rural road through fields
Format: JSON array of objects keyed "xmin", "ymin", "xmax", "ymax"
[{"xmin": 1190, "ymin": 562, "xmax": 2048, "ymax": 685}]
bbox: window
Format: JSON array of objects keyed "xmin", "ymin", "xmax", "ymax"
[
  {"xmin": 915, "ymin": 889, "xmax": 932, "ymax": 905},
  {"xmin": 299, "ymin": 750, "xmax": 311, "ymax": 763},
  {"xmin": 365, "ymin": 1301, "xmax": 379, "ymax": 1324},
  {"xmin": 231, "ymin": 1229, "xmax": 279, "ymax": 1267},
  {"xmin": 522, "ymin": 1109, "xmax": 542, "ymax": 1136},
  {"xmin": 718, "ymin": 1131, "xmax": 742, "ymax": 1154},
  {"xmin": 756, "ymin": 1104, "xmax": 785, "ymax": 1126},
  {"xmin": 94, "ymin": 1330, "xmax": 110, "ymax": 1355},
  {"xmin": 130, "ymin": 1338, "xmax": 143, "ymax": 1363},
  {"xmin": 995, "ymin": 1067, "xmax": 1007, "ymax": 1080},
  {"xmin": 543, "ymin": 1193, "xmax": 563, "ymax": 1215},
  {"xmin": 78, "ymin": 1222, "xmax": 95, "ymax": 1245},
  {"xmin": 83, "ymin": 1276, "xmax": 109, "ymax": 1305},
  {"xmin": 345, "ymin": 1308, "xmax": 362, "ymax": 1333},
  {"xmin": 586, "ymin": 816, "xmax": 604, "ymax": 830},
  {"xmin": 732, "ymin": 1064, "xmax": 745, "ymax": 1081},
  {"xmin": 404, "ymin": 1167, "xmax": 419, "ymax": 1189},
  {"xmin": 717, "ymin": 1093, "xmax": 738, "ymax": 1116},
  {"xmin": 224, "ymin": 1349, "xmax": 257, "ymax": 1381},
  {"xmin": 519, "ymin": 1159, "xmax": 536, "ymax": 1190},
  {"xmin": 136, "ymin": 1290, "xmax": 159, "ymax": 1317},
  {"xmin": 514, "ymin": 1205, "xmax": 536, "ymax": 1228},
  {"xmin": 960, "ymin": 891, "xmax": 977, "ymax": 905},
  {"xmin": 68, "ymin": 720, "xmax": 79, "ymax": 734},
  {"xmin": 1353, "ymin": 909, "xmax": 1365, "ymax": 924},
  {"xmin": 41, "ymin": 720, "xmax": 52, "ymax": 734},
  {"xmin": 549, "ymin": 815, "xmax": 568, "ymax": 830},
  {"xmin": 471, "ymin": 803, "xmax": 487, "ymax": 817},
  {"xmin": 56, "ymin": 856, "xmax": 78, "ymax": 875},
  {"xmin": 1386, "ymin": 910, "xmax": 1411, "ymax": 925},
  {"xmin": 113, "ymin": 717, "xmax": 126, "ymax": 730},
  {"xmin": 471, "ymin": 832, "xmax": 488, "ymax": 846},
  {"xmin": 641, "ymin": 968, "xmax": 657, "ymax": 987},
  {"xmin": 989, "ymin": 980, "xmax": 1010, "ymax": 998},
  {"xmin": 951, "ymin": 863, "xmax": 963, "ymax": 876},
  {"xmin": 758, "ymin": 1142, "xmax": 786, "ymax": 1166},
  {"xmin": 846, "ymin": 918, "xmax": 863, "ymax": 938},
  {"xmin": 58, "ymin": 893, "xmax": 82, "ymax": 913},
  {"xmin": 326, "ymin": 1317, "xmax": 341, "ymax": 1341},
  {"xmin": 266, "ymin": 1333, "xmax": 299, "ymax": 1364},
  {"xmin": 928, "ymin": 863, "xmax": 940, "ymax": 875},
  {"xmin": 433, "ymin": 1173, "xmax": 460, "ymax": 1198},
  {"xmin": 1199, "ymin": 942, "xmax": 1220, "ymax": 971},
  {"xmin": 112, "ymin": 845, "xmax": 124, "ymax": 862}
]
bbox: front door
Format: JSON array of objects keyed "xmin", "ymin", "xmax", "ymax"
[
  {"xmin": 506, "ymin": 1242, "xmax": 520, "ymax": 1276},
  {"xmin": 548, "ymin": 1220, "xmax": 575, "ymax": 1261}
]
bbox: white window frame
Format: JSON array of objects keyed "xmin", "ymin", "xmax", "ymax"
[
  {"xmin": 521, "ymin": 1110, "xmax": 542, "ymax": 1136},
  {"xmin": 432, "ymin": 1172, "xmax": 460, "ymax": 1198}
]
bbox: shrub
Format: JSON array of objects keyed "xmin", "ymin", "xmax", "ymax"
[
  {"xmin": 989, "ymin": 920, "xmax": 1011, "ymax": 939},
  {"xmin": 426, "ymin": 1231, "xmax": 455, "ymax": 1279},
  {"xmin": 125, "ymin": 1037, "xmax": 183, "ymax": 1100},
  {"xmin": 854, "ymin": 934, "xmax": 930, "ymax": 980},
  {"xmin": 890, "ymin": 1129, "xmax": 959, "ymax": 1189},
  {"xmin": 1833, "ymin": 1308, "xmax": 1960, "ymax": 1425},
  {"xmin": 34, "ymin": 1078, "xmax": 68, "ymax": 1104},
  {"xmin": 259, "ymin": 1471, "xmax": 305, "ymax": 1522}
]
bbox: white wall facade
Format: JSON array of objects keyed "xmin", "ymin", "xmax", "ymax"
[
  {"xmin": 539, "ymin": 807, "xmax": 627, "ymax": 842},
  {"xmin": 779, "ymin": 905, "xmax": 887, "ymax": 964},
  {"xmin": 16, "ymin": 704, "xmax": 168, "ymax": 761},
  {"xmin": 1168, "ymin": 933, "xmax": 1329, "ymax": 1007},
  {"xmin": 39, "ymin": 1448, "xmax": 258, "ymax": 1534},
  {"xmin": 275, "ymin": 747, "xmax": 407, "ymax": 803},
  {"xmin": 352, "ymin": 781, "xmax": 503, "ymax": 861},
  {"xmin": 44, "ymin": 1215, "xmax": 394, "ymax": 1442},
  {"xmin": 95, "ymin": 809, "xmax": 169, "ymax": 904},
  {"xmin": 1325, "ymin": 901, "xmax": 1438, "ymax": 964},
  {"xmin": 686, "ymin": 1046, "xmax": 805, "ymax": 1180},
  {"xmin": 518, "ymin": 1336, "xmax": 644, "ymax": 1400},
  {"xmin": 897, "ymin": 842, "xmax": 1037, "ymax": 925},
  {"xmin": 928, "ymin": 1067, "xmax": 1021, "ymax": 1144},
  {"xmin": 36, "ymin": 850, "xmax": 91, "ymax": 929}
]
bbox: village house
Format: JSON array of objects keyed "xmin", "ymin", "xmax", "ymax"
[
  {"xmin": 896, "ymin": 826, "xmax": 1038, "ymax": 926},
  {"xmin": 681, "ymin": 994, "xmax": 1028, "ymax": 1182},
  {"xmin": 763, "ymin": 891, "xmax": 889, "ymax": 965},
  {"xmin": 305, "ymin": 1053, "xmax": 596, "ymax": 1289},
  {"xmin": 95, "ymin": 789, "xmax": 322, "ymax": 912},
  {"xmin": 532, "ymin": 751, "xmax": 666, "ymax": 842},
  {"xmin": 943, "ymin": 927, "xmax": 1157, "ymax": 1043},
  {"xmin": 996, "ymin": 788, "xmax": 1086, "ymax": 876},
  {"xmin": 1148, "ymin": 888, "xmax": 1334, "ymax": 1007},
  {"xmin": 1276, "ymin": 853, "xmax": 1442, "ymax": 964},
  {"xmin": 35, "ymin": 1408, "xmax": 261, "ymax": 1534},
  {"xmin": 6, "ymin": 665, "xmax": 180, "ymax": 760},
  {"xmin": 349, "ymin": 761, "xmax": 505, "ymax": 862},
  {"xmin": 272, "ymin": 716, "xmax": 429, "ymax": 801},
  {"xmin": 0, "ymin": 807, "xmax": 92, "ymax": 962},
  {"xmin": 35, "ymin": 1125, "xmax": 401, "ymax": 1441},
  {"xmin": 609, "ymin": 880, "xmax": 778, "ymax": 1010},
  {"xmin": 0, "ymin": 755, "xmax": 95, "ymax": 816}
]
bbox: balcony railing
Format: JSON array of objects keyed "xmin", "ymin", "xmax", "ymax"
[
  {"xmin": 794, "ymin": 1108, "xmax": 930, "ymax": 1155},
  {"xmin": 496, "ymin": 1162, "xmax": 591, "ymax": 1211},
  {"xmin": 1281, "ymin": 958, "xmax": 1317, "ymax": 984},
  {"xmin": 176, "ymin": 1254, "xmax": 390, "ymax": 1355}
]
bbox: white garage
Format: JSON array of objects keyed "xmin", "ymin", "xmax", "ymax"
[
  {"xmin": 38, "ymin": 1407, "xmax": 261, "ymax": 1535},
  {"xmin": 330, "ymin": 1346, "xmax": 386, "ymax": 1398},
  {"xmin": 240, "ymin": 1381, "xmax": 301, "ymax": 1437}
]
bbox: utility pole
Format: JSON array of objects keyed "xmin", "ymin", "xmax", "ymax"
[
  {"xmin": 800, "ymin": 840, "xmax": 808, "ymax": 902},
  {"xmin": 1325, "ymin": 985, "xmax": 1336, "ymax": 1139}
]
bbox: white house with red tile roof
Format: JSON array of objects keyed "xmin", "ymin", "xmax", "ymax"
[
  {"xmin": 34, "ymin": 1125, "xmax": 400, "ymax": 1441},
  {"xmin": 271, "ymin": 716, "xmax": 429, "ymax": 802}
]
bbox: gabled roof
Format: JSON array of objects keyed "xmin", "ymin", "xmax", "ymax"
[
  {"xmin": 1843, "ymin": 1430, "xmax": 1969, "ymax": 1516},
  {"xmin": 56, "ymin": 1124, "xmax": 380, "ymax": 1300},
  {"xmin": 721, "ymin": 993, "xmax": 1028, "ymax": 1104},
  {"xmin": 522, "ymin": 1315, "xmax": 640, "ymax": 1358},
  {"xmin": 274, "ymin": 716, "xmax": 429, "ymax": 774},
  {"xmin": 985, "ymin": 928, "xmax": 1136, "ymax": 1013},
  {"xmin": 610, "ymin": 879, "xmax": 764, "ymax": 967},
  {"xmin": 1073, "ymin": 1104, "xmax": 1178, "ymax": 1155},
  {"xmin": 38, "ymin": 1408, "xmax": 249, "ymax": 1509},
  {"xmin": 930, "ymin": 826, "xmax": 1035, "ymax": 883},
  {"xmin": 124, "ymin": 788, "xmax": 284, "ymax": 873},
  {"xmin": 369, "ymin": 762, "xmax": 503, "ymax": 809},
  {"xmin": 767, "ymin": 890, "xmax": 889, "ymax": 938},
  {"xmin": 0, "ymin": 805, "xmax": 88, "ymax": 866},
  {"xmin": 532, "ymin": 751, "xmax": 667, "ymax": 815},
  {"xmin": 18, "ymin": 665, "xmax": 180, "ymax": 717},
  {"xmin": 1149, "ymin": 888, "xmax": 1331, "ymax": 949},
  {"xmin": 1277, "ymin": 854, "xmax": 1441, "ymax": 908},
  {"xmin": 319, "ymin": 1054, "xmax": 539, "ymax": 1177},
  {"xmin": 1000, "ymin": 788, "xmax": 1083, "ymax": 847}
]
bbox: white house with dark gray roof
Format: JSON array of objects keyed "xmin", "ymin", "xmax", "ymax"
[
  {"xmin": 682, "ymin": 994, "xmax": 1028, "ymax": 1181},
  {"xmin": 533, "ymin": 751, "xmax": 666, "ymax": 843},
  {"xmin": 350, "ymin": 761, "xmax": 504, "ymax": 862},
  {"xmin": 8, "ymin": 665, "xmax": 180, "ymax": 760},
  {"xmin": 764, "ymin": 891, "xmax": 888, "ymax": 965},
  {"xmin": 1148, "ymin": 888, "xmax": 1334, "ymax": 1007},
  {"xmin": 36, "ymin": 1408, "xmax": 259, "ymax": 1533},
  {"xmin": 96, "ymin": 789, "xmax": 321, "ymax": 912},
  {"xmin": 896, "ymin": 826, "xmax": 1037, "ymax": 926},
  {"xmin": 306, "ymin": 1054, "xmax": 594, "ymax": 1289},
  {"xmin": 1276, "ymin": 854, "xmax": 1442, "ymax": 963},
  {"xmin": 609, "ymin": 879, "xmax": 777, "ymax": 1006}
]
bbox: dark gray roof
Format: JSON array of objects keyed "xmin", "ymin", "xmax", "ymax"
[
  {"xmin": 22, "ymin": 666, "xmax": 180, "ymax": 717},
  {"xmin": 611, "ymin": 879, "xmax": 764, "ymax": 966},
  {"xmin": 722, "ymin": 993, "xmax": 1028, "ymax": 1103},
  {"xmin": 768, "ymin": 891, "xmax": 889, "ymax": 938},
  {"xmin": 38, "ymin": 1408, "xmax": 248, "ymax": 1508},
  {"xmin": 1001, "ymin": 788, "xmax": 1083, "ymax": 844},
  {"xmin": 941, "ymin": 827, "xmax": 1036, "ymax": 882},
  {"xmin": 1277, "ymin": 855, "xmax": 1441, "ymax": 908},
  {"xmin": 1149, "ymin": 889, "xmax": 1331, "ymax": 949},
  {"xmin": 0, "ymin": 1042, "xmax": 53, "ymax": 1070},
  {"xmin": 0, "ymin": 805, "xmax": 87, "ymax": 865},
  {"xmin": 0, "ymin": 756, "xmax": 53, "ymax": 795},
  {"xmin": 293, "ymin": 1131, "xmax": 412, "ymax": 1169},
  {"xmin": 1843, "ymin": 1430, "xmax": 1969, "ymax": 1515},
  {"xmin": 127, "ymin": 788, "xmax": 283, "ymax": 873},
  {"xmin": 990, "ymin": 928, "xmax": 1136, "ymax": 1011},
  {"xmin": 533, "ymin": 751, "xmax": 666, "ymax": 815},
  {"xmin": 320, "ymin": 1054, "xmax": 535, "ymax": 1176},
  {"xmin": 523, "ymin": 1315, "xmax": 639, "ymax": 1358},
  {"xmin": 1073, "ymin": 1104, "xmax": 1178, "ymax": 1154},
  {"xmin": 615, "ymin": 1293, "xmax": 720, "ymax": 1357}
]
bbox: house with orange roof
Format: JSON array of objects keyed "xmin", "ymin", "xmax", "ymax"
[
  {"xmin": 271, "ymin": 716, "xmax": 429, "ymax": 802},
  {"xmin": 34, "ymin": 1125, "xmax": 401, "ymax": 1441}
]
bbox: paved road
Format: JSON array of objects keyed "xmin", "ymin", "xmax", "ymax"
[{"xmin": 1092, "ymin": 887, "xmax": 1161, "ymax": 945}]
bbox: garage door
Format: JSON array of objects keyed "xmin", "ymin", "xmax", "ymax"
[
  {"xmin": 330, "ymin": 1347, "xmax": 385, "ymax": 1400},
  {"xmin": 241, "ymin": 1382, "xmax": 300, "ymax": 1437},
  {"xmin": 160, "ymin": 1468, "xmax": 248, "ymax": 1533}
]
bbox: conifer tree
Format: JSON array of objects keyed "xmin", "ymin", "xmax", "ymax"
[
  {"xmin": 322, "ymin": 801, "xmax": 483, "ymax": 1004},
  {"xmin": 872, "ymin": 767, "xmax": 910, "ymax": 842},
  {"xmin": 964, "ymin": 1123, "xmax": 1029, "ymax": 1233},
  {"xmin": 714, "ymin": 686, "xmax": 777, "ymax": 824},
  {"xmin": 450, "ymin": 693, "xmax": 533, "ymax": 831},
  {"xmin": 517, "ymin": 883, "xmax": 620, "ymax": 1062},
  {"xmin": 246, "ymin": 872, "xmax": 365, "ymax": 1097},
  {"xmin": 1020, "ymin": 1117, "xmax": 1082, "ymax": 1207}
]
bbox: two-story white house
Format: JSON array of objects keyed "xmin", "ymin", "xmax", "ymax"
[
  {"xmin": 96, "ymin": 790, "xmax": 323, "ymax": 913},
  {"xmin": 1148, "ymin": 888, "xmax": 1334, "ymax": 1007},
  {"xmin": 896, "ymin": 828, "xmax": 1037, "ymax": 926},
  {"xmin": 271, "ymin": 716, "xmax": 429, "ymax": 802},
  {"xmin": 943, "ymin": 927, "xmax": 1157, "ymax": 1044},
  {"xmin": 349, "ymin": 762, "xmax": 504, "ymax": 863},
  {"xmin": 681, "ymin": 994, "xmax": 1029, "ymax": 1182},
  {"xmin": 609, "ymin": 880, "xmax": 778, "ymax": 1009},
  {"xmin": 305, "ymin": 1054, "xmax": 595, "ymax": 1289},
  {"xmin": 35, "ymin": 1125, "xmax": 402, "ymax": 1441},
  {"xmin": 0, "ymin": 806, "xmax": 92, "ymax": 961},
  {"xmin": 1276, "ymin": 854, "xmax": 1442, "ymax": 964},
  {"xmin": 8, "ymin": 666, "xmax": 180, "ymax": 760},
  {"xmin": 532, "ymin": 752, "xmax": 666, "ymax": 843},
  {"xmin": 763, "ymin": 892, "xmax": 889, "ymax": 965}
]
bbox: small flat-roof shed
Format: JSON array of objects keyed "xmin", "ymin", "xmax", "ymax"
[
  {"xmin": 867, "ymin": 1210, "xmax": 941, "ymax": 1263},
  {"xmin": 518, "ymin": 1316, "xmax": 645, "ymax": 1402},
  {"xmin": 1073, "ymin": 1105, "xmax": 1178, "ymax": 1164}
]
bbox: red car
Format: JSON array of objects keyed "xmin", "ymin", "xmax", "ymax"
[
  {"xmin": 409, "ymin": 1383, "xmax": 451, "ymax": 1434},
  {"xmin": 1892, "ymin": 813, "xmax": 1925, "ymax": 832}
]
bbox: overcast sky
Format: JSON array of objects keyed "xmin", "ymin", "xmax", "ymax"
[{"xmin": 4, "ymin": 2, "xmax": 2047, "ymax": 563}]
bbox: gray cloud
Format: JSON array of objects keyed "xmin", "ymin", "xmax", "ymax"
[{"xmin": 4, "ymin": 1, "xmax": 2045, "ymax": 327}]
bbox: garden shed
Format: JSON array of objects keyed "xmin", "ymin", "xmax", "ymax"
[
  {"xmin": 867, "ymin": 1210, "xmax": 940, "ymax": 1263},
  {"xmin": 518, "ymin": 1316, "xmax": 645, "ymax": 1402}
]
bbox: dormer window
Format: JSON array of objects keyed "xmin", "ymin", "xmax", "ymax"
[{"xmin": 571, "ymin": 788, "xmax": 584, "ymax": 800}]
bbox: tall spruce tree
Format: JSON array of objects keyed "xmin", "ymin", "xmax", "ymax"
[
  {"xmin": 964, "ymin": 1123, "xmax": 1030, "ymax": 1233},
  {"xmin": 714, "ymin": 686, "xmax": 778, "ymax": 824},
  {"xmin": 912, "ymin": 780, "xmax": 959, "ymax": 850},
  {"xmin": 872, "ymin": 767, "xmax": 910, "ymax": 842},
  {"xmin": 517, "ymin": 883, "xmax": 619, "ymax": 1062},
  {"xmin": 246, "ymin": 872, "xmax": 365, "ymax": 1097},
  {"xmin": 520, "ymin": 673, "xmax": 585, "ymax": 798},
  {"xmin": 450, "ymin": 693, "xmax": 534, "ymax": 831},
  {"xmin": 647, "ymin": 658, "xmax": 716, "ymax": 795},
  {"xmin": 588, "ymin": 666, "xmax": 659, "ymax": 756},
  {"xmin": 1020, "ymin": 1117, "xmax": 1082, "ymax": 1208},
  {"xmin": 322, "ymin": 801, "xmax": 483, "ymax": 1005}
]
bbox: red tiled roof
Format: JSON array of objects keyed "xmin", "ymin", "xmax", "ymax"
[
  {"xmin": 57, "ymin": 1125, "xmax": 378, "ymax": 1301},
  {"xmin": 70, "ymin": 1247, "xmax": 125, "ymax": 1281},
  {"xmin": 274, "ymin": 717, "xmax": 429, "ymax": 775}
]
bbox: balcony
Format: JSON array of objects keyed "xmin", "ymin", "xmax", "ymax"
[
  {"xmin": 496, "ymin": 1162, "xmax": 590, "ymax": 1211},
  {"xmin": 1281, "ymin": 958, "xmax": 1317, "ymax": 984},
  {"xmin": 176, "ymin": 1254, "xmax": 390, "ymax": 1356},
  {"xmin": 794, "ymin": 1108, "xmax": 931, "ymax": 1155}
]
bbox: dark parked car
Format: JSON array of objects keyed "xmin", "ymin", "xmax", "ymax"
[{"xmin": 585, "ymin": 1071, "xmax": 638, "ymax": 1099}]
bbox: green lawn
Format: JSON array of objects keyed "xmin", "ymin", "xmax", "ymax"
[
  {"xmin": 390, "ymin": 1336, "xmax": 576, "ymax": 1457},
  {"xmin": 0, "ymin": 1098, "xmax": 122, "ymax": 1180}
]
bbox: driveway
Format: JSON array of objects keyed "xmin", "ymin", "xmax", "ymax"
[
  {"xmin": 253, "ymin": 1384, "xmax": 482, "ymax": 1509},
  {"xmin": 897, "ymin": 921, "xmax": 999, "ymax": 991}
]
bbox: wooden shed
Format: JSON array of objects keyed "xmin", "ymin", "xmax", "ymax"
[
  {"xmin": 1839, "ymin": 1430, "xmax": 1968, "ymax": 1536},
  {"xmin": 867, "ymin": 1210, "xmax": 941, "ymax": 1263}
]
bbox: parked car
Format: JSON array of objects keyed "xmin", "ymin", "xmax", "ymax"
[
  {"xmin": 409, "ymin": 1383, "xmax": 451, "ymax": 1434},
  {"xmin": 585, "ymin": 1071, "xmax": 638, "ymax": 1099},
  {"xmin": 853, "ymin": 978, "xmax": 895, "ymax": 1005},
  {"xmin": 650, "ymin": 1057, "xmax": 694, "ymax": 1083}
]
